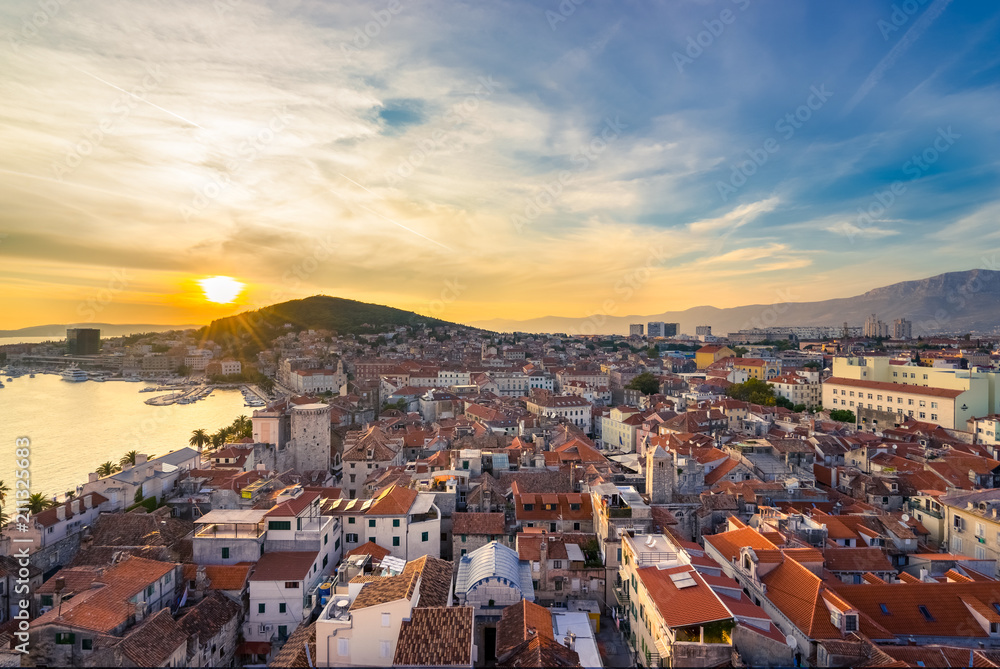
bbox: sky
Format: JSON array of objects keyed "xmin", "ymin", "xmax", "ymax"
[{"xmin": 1, "ymin": 0, "xmax": 999, "ymax": 330}]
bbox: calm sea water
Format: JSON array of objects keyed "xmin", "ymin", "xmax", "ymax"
[{"xmin": 0, "ymin": 374, "xmax": 250, "ymax": 498}]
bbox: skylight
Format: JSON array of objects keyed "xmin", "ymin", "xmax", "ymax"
[
  {"xmin": 878, "ymin": 603, "xmax": 890, "ymax": 615},
  {"xmin": 669, "ymin": 572, "xmax": 698, "ymax": 589},
  {"xmin": 917, "ymin": 605, "xmax": 935, "ymax": 622}
]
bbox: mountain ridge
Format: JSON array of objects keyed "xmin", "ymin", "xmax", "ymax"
[{"xmin": 469, "ymin": 269, "xmax": 1000, "ymax": 336}]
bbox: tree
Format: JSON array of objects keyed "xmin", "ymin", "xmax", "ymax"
[
  {"xmin": 120, "ymin": 450, "xmax": 139, "ymax": 468},
  {"xmin": 726, "ymin": 378, "xmax": 779, "ymax": 406},
  {"xmin": 793, "ymin": 403, "xmax": 807, "ymax": 413},
  {"xmin": 803, "ymin": 361, "xmax": 821, "ymax": 370},
  {"xmin": 646, "ymin": 346, "xmax": 659, "ymax": 358},
  {"xmin": 231, "ymin": 415, "xmax": 252, "ymax": 439},
  {"xmin": 732, "ymin": 347, "xmax": 748, "ymax": 357},
  {"xmin": 0, "ymin": 480, "xmax": 8, "ymax": 507},
  {"xmin": 626, "ymin": 372, "xmax": 660, "ymax": 396},
  {"xmin": 26, "ymin": 493, "xmax": 55, "ymax": 515},
  {"xmin": 96, "ymin": 461, "xmax": 120, "ymax": 477},
  {"xmin": 189, "ymin": 428, "xmax": 210, "ymax": 450},
  {"xmin": 829, "ymin": 409, "xmax": 856, "ymax": 423}
]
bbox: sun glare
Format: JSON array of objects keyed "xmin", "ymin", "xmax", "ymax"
[{"xmin": 199, "ymin": 276, "xmax": 245, "ymax": 303}]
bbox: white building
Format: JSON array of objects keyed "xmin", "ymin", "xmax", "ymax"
[
  {"xmin": 326, "ymin": 484, "xmax": 441, "ymax": 561},
  {"xmin": 524, "ymin": 395, "xmax": 593, "ymax": 433},
  {"xmin": 220, "ymin": 359, "xmax": 242, "ymax": 376}
]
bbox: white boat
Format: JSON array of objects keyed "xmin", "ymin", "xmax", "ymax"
[{"xmin": 60, "ymin": 367, "xmax": 89, "ymax": 382}]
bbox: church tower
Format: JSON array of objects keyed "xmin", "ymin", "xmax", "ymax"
[{"xmin": 646, "ymin": 443, "xmax": 674, "ymax": 504}]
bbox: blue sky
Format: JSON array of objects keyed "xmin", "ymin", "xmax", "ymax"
[{"xmin": 0, "ymin": 0, "xmax": 998, "ymax": 327}]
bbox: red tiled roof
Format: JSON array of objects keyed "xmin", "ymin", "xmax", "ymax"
[
  {"xmin": 249, "ymin": 551, "xmax": 316, "ymax": 582},
  {"xmin": 825, "ymin": 377, "xmax": 965, "ymax": 398},
  {"xmin": 637, "ymin": 565, "xmax": 733, "ymax": 628}
]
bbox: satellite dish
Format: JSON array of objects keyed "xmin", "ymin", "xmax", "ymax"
[
  {"xmin": 785, "ymin": 634, "xmax": 797, "ymax": 649},
  {"xmin": 901, "ymin": 514, "xmax": 910, "ymax": 522}
]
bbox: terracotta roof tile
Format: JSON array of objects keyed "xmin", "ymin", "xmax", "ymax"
[{"xmin": 393, "ymin": 607, "xmax": 473, "ymax": 666}]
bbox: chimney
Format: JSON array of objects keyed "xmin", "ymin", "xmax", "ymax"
[
  {"xmin": 56, "ymin": 505, "xmax": 66, "ymax": 521},
  {"xmin": 136, "ymin": 454, "xmax": 148, "ymax": 465},
  {"xmin": 84, "ymin": 494, "xmax": 93, "ymax": 509},
  {"xmin": 134, "ymin": 600, "xmax": 146, "ymax": 622},
  {"xmin": 88, "ymin": 472, "xmax": 99, "ymax": 483},
  {"xmin": 71, "ymin": 499, "xmax": 81, "ymax": 514}
]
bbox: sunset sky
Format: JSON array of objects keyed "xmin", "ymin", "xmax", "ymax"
[{"xmin": 2, "ymin": 0, "xmax": 999, "ymax": 329}]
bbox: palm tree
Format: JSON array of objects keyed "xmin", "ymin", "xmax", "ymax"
[
  {"xmin": 189, "ymin": 428, "xmax": 210, "ymax": 450},
  {"xmin": 210, "ymin": 430, "xmax": 228, "ymax": 450},
  {"xmin": 231, "ymin": 415, "xmax": 251, "ymax": 439},
  {"xmin": 26, "ymin": 493, "xmax": 55, "ymax": 515},
  {"xmin": 96, "ymin": 461, "xmax": 120, "ymax": 477},
  {"xmin": 0, "ymin": 480, "xmax": 9, "ymax": 506},
  {"xmin": 120, "ymin": 450, "xmax": 139, "ymax": 468}
]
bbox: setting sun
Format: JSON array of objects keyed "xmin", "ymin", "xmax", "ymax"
[{"xmin": 199, "ymin": 276, "xmax": 245, "ymax": 303}]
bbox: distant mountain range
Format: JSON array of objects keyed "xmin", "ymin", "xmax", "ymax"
[
  {"xmin": 469, "ymin": 269, "xmax": 1000, "ymax": 336},
  {"xmin": 0, "ymin": 323, "xmax": 202, "ymax": 339}
]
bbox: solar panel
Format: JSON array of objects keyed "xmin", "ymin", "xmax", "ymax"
[{"xmin": 668, "ymin": 572, "xmax": 698, "ymax": 589}]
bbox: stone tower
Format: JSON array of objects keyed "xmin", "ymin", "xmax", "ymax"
[
  {"xmin": 289, "ymin": 403, "xmax": 332, "ymax": 473},
  {"xmin": 646, "ymin": 444, "xmax": 674, "ymax": 505}
]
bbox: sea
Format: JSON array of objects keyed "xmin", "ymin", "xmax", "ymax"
[{"xmin": 0, "ymin": 373, "xmax": 249, "ymax": 499}]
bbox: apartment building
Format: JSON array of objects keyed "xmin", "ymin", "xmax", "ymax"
[{"xmin": 524, "ymin": 395, "xmax": 594, "ymax": 433}]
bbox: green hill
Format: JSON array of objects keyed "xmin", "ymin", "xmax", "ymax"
[{"xmin": 197, "ymin": 295, "xmax": 460, "ymax": 357}]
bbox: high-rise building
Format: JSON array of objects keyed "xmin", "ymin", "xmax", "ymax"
[
  {"xmin": 646, "ymin": 322, "xmax": 680, "ymax": 338},
  {"xmin": 892, "ymin": 318, "xmax": 912, "ymax": 340},
  {"xmin": 629, "ymin": 324, "xmax": 644, "ymax": 336},
  {"xmin": 66, "ymin": 328, "xmax": 101, "ymax": 355},
  {"xmin": 695, "ymin": 325, "xmax": 712, "ymax": 336},
  {"xmin": 863, "ymin": 314, "xmax": 889, "ymax": 339}
]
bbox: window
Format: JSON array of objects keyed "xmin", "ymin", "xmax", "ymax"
[
  {"xmin": 258, "ymin": 603, "xmax": 266, "ymax": 613},
  {"xmin": 931, "ymin": 414, "xmax": 937, "ymax": 421},
  {"xmin": 323, "ymin": 555, "xmax": 329, "ymax": 567},
  {"xmin": 845, "ymin": 615, "xmax": 858, "ymax": 631},
  {"xmin": 574, "ymin": 522, "xmax": 581, "ymax": 531},
  {"xmin": 879, "ymin": 603, "xmax": 890, "ymax": 615},
  {"xmin": 461, "ymin": 549, "xmax": 467, "ymax": 556},
  {"xmin": 279, "ymin": 603, "xmax": 286, "ymax": 613},
  {"xmin": 269, "ymin": 521, "xmax": 291, "ymax": 531},
  {"xmin": 552, "ymin": 560, "xmax": 562, "ymax": 569},
  {"xmin": 918, "ymin": 605, "xmax": 935, "ymax": 622},
  {"xmin": 422, "ymin": 531, "xmax": 428, "ymax": 542},
  {"xmin": 382, "ymin": 612, "xmax": 391, "ymax": 627},
  {"xmin": 393, "ymin": 519, "xmax": 400, "ymax": 528},
  {"xmin": 346, "ymin": 533, "xmax": 358, "ymax": 543},
  {"xmin": 147, "ymin": 584, "xmax": 155, "ymax": 597},
  {"xmin": 56, "ymin": 633, "xmax": 75, "ymax": 645},
  {"xmin": 368, "ymin": 519, "xmax": 376, "ymax": 528},
  {"xmin": 524, "ymin": 504, "xmax": 533, "ymax": 511},
  {"xmin": 278, "ymin": 625, "xmax": 288, "ymax": 639},
  {"xmin": 221, "ymin": 547, "xmax": 230, "ymax": 559},
  {"xmin": 931, "ymin": 401, "xmax": 938, "ymax": 408},
  {"xmin": 570, "ymin": 503, "xmax": 580, "ymax": 511},
  {"xmin": 348, "ymin": 516, "xmax": 355, "ymax": 524},
  {"xmin": 285, "ymin": 581, "xmax": 300, "ymax": 589},
  {"xmin": 393, "ymin": 536, "xmax": 400, "ymax": 547},
  {"xmin": 555, "ymin": 580, "xmax": 563, "ymax": 591},
  {"xmin": 40, "ymin": 594, "xmax": 53, "ymax": 607},
  {"xmin": 82, "ymin": 638, "xmax": 93, "ymax": 651},
  {"xmin": 461, "ymin": 534, "xmax": 467, "ymax": 542},
  {"xmin": 324, "ymin": 534, "xmax": 328, "ymax": 545},
  {"xmin": 380, "ymin": 640, "xmax": 391, "ymax": 658},
  {"xmin": 338, "ymin": 638, "xmax": 350, "ymax": 656}
]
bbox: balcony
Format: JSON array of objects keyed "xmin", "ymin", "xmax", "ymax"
[
  {"xmin": 607, "ymin": 506, "xmax": 633, "ymax": 519},
  {"xmin": 614, "ymin": 584, "xmax": 630, "ymax": 606},
  {"xmin": 195, "ymin": 523, "xmax": 266, "ymax": 539},
  {"xmin": 907, "ymin": 500, "xmax": 942, "ymax": 519}
]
